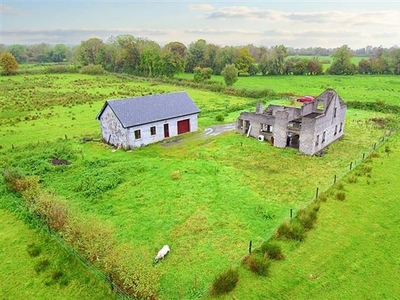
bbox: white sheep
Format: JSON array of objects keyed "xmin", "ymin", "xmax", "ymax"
[{"xmin": 154, "ymin": 245, "xmax": 170, "ymax": 263}]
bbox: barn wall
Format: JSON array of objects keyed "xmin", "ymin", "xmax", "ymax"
[
  {"xmin": 126, "ymin": 113, "xmax": 198, "ymax": 149},
  {"xmin": 98, "ymin": 105, "xmax": 128, "ymax": 147}
]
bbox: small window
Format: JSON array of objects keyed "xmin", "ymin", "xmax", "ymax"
[
  {"xmin": 339, "ymin": 122, "xmax": 343, "ymax": 132},
  {"xmin": 333, "ymin": 107, "xmax": 337, "ymax": 118},
  {"xmin": 150, "ymin": 126, "xmax": 156, "ymax": 135},
  {"xmin": 134, "ymin": 130, "xmax": 141, "ymax": 139},
  {"xmin": 322, "ymin": 131, "xmax": 326, "ymax": 143},
  {"xmin": 315, "ymin": 135, "xmax": 319, "ymax": 146},
  {"xmin": 334, "ymin": 125, "xmax": 338, "ymax": 135}
]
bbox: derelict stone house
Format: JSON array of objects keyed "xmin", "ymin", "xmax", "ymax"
[
  {"xmin": 236, "ymin": 89, "xmax": 346, "ymax": 155},
  {"xmin": 97, "ymin": 91, "xmax": 200, "ymax": 149}
]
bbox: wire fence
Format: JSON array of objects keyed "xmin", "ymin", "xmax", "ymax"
[
  {"xmin": 252, "ymin": 128, "xmax": 396, "ymax": 251},
  {"xmin": 2, "ymin": 129, "xmax": 396, "ymax": 298},
  {"xmin": 45, "ymin": 229, "xmax": 132, "ymax": 299}
]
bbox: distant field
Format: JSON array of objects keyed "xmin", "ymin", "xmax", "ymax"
[
  {"xmin": 1, "ymin": 73, "xmax": 398, "ymax": 299},
  {"xmin": 177, "ymin": 73, "xmax": 400, "ymax": 104}
]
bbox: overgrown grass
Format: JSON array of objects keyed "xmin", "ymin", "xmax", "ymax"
[
  {"xmin": 177, "ymin": 73, "xmax": 400, "ymax": 105},
  {"xmin": 210, "ymin": 131, "xmax": 400, "ymax": 300},
  {"xmin": 0, "ymin": 209, "xmax": 112, "ymax": 299},
  {"xmin": 1, "ymin": 73, "xmax": 399, "ymax": 299}
]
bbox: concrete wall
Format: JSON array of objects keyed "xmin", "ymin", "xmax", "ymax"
[
  {"xmin": 98, "ymin": 105, "xmax": 127, "ymax": 146},
  {"xmin": 273, "ymin": 111, "xmax": 289, "ymax": 148},
  {"xmin": 299, "ymin": 97, "xmax": 346, "ymax": 155},
  {"xmin": 99, "ymin": 104, "xmax": 198, "ymax": 149},
  {"xmin": 126, "ymin": 114, "xmax": 198, "ymax": 148}
]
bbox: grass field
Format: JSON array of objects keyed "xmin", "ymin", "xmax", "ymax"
[
  {"xmin": 0, "ymin": 208, "xmax": 112, "ymax": 299},
  {"xmin": 0, "ymin": 72, "xmax": 399, "ymax": 299},
  {"xmin": 177, "ymin": 73, "xmax": 400, "ymax": 105},
  {"xmin": 212, "ymin": 132, "xmax": 400, "ymax": 300}
]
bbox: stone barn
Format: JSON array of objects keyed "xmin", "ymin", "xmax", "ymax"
[
  {"xmin": 236, "ymin": 89, "xmax": 346, "ymax": 155},
  {"xmin": 97, "ymin": 91, "xmax": 200, "ymax": 149}
]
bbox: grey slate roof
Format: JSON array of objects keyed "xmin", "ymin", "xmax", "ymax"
[{"xmin": 97, "ymin": 91, "xmax": 200, "ymax": 128}]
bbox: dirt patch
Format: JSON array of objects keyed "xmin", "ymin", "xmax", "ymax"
[{"xmin": 50, "ymin": 158, "xmax": 71, "ymax": 165}]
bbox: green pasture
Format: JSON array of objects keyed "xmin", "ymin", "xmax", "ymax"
[
  {"xmin": 213, "ymin": 131, "xmax": 400, "ymax": 299},
  {"xmin": 0, "ymin": 72, "xmax": 399, "ymax": 299},
  {"xmin": 0, "ymin": 208, "xmax": 112, "ymax": 299},
  {"xmin": 177, "ymin": 73, "xmax": 400, "ymax": 105}
]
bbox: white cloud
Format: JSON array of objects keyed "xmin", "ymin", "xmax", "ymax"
[
  {"xmin": 2, "ymin": 28, "xmax": 171, "ymax": 44},
  {"xmin": 185, "ymin": 28, "xmax": 261, "ymax": 35},
  {"xmin": 0, "ymin": 4, "xmax": 21, "ymax": 15},
  {"xmin": 204, "ymin": 6, "xmax": 400, "ymax": 27},
  {"xmin": 189, "ymin": 4, "xmax": 213, "ymax": 11},
  {"xmin": 205, "ymin": 6, "xmax": 284, "ymax": 21}
]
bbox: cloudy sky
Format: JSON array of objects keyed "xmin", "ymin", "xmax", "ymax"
[{"xmin": 1, "ymin": 0, "xmax": 399, "ymax": 49}]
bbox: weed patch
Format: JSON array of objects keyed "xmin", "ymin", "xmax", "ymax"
[
  {"xmin": 27, "ymin": 243, "xmax": 41, "ymax": 257},
  {"xmin": 210, "ymin": 267, "xmax": 239, "ymax": 295},
  {"xmin": 260, "ymin": 242, "xmax": 284, "ymax": 260},
  {"xmin": 34, "ymin": 258, "xmax": 50, "ymax": 273},
  {"xmin": 276, "ymin": 220, "xmax": 306, "ymax": 241},
  {"xmin": 242, "ymin": 255, "xmax": 270, "ymax": 276},
  {"xmin": 335, "ymin": 191, "xmax": 346, "ymax": 201}
]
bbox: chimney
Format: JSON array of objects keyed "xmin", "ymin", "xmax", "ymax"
[{"xmin": 256, "ymin": 103, "xmax": 263, "ymax": 114}]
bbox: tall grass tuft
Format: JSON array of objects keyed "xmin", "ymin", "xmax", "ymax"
[
  {"xmin": 242, "ymin": 255, "xmax": 270, "ymax": 276},
  {"xmin": 276, "ymin": 220, "xmax": 306, "ymax": 241},
  {"xmin": 260, "ymin": 242, "xmax": 284, "ymax": 260},
  {"xmin": 210, "ymin": 267, "xmax": 239, "ymax": 295},
  {"xmin": 335, "ymin": 191, "xmax": 346, "ymax": 201}
]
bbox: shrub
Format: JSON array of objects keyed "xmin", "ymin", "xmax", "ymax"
[
  {"xmin": 34, "ymin": 191, "xmax": 69, "ymax": 232},
  {"xmin": 80, "ymin": 64, "xmax": 106, "ymax": 75},
  {"xmin": 210, "ymin": 267, "xmax": 239, "ymax": 295},
  {"xmin": 64, "ymin": 216, "xmax": 115, "ymax": 264},
  {"xmin": 242, "ymin": 255, "xmax": 270, "ymax": 276},
  {"xmin": 215, "ymin": 114, "xmax": 225, "ymax": 122},
  {"xmin": 260, "ymin": 243, "xmax": 284, "ymax": 260},
  {"xmin": 104, "ymin": 244, "xmax": 160, "ymax": 299},
  {"xmin": 27, "ymin": 243, "xmax": 41, "ymax": 257},
  {"xmin": 335, "ymin": 191, "xmax": 346, "ymax": 201},
  {"xmin": 45, "ymin": 65, "xmax": 77, "ymax": 74}
]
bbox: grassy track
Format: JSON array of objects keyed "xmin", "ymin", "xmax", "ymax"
[{"xmin": 0, "ymin": 207, "xmax": 112, "ymax": 299}]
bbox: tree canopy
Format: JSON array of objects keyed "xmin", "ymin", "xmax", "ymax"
[
  {"xmin": 221, "ymin": 64, "xmax": 238, "ymax": 86},
  {"xmin": 0, "ymin": 52, "xmax": 19, "ymax": 75}
]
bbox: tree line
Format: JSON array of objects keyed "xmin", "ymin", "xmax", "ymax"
[{"xmin": 1, "ymin": 37, "xmax": 400, "ymax": 78}]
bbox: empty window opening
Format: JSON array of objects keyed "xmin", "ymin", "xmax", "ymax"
[{"xmin": 134, "ymin": 130, "xmax": 141, "ymax": 139}]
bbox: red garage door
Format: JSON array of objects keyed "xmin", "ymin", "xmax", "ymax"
[{"xmin": 177, "ymin": 119, "xmax": 190, "ymax": 134}]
